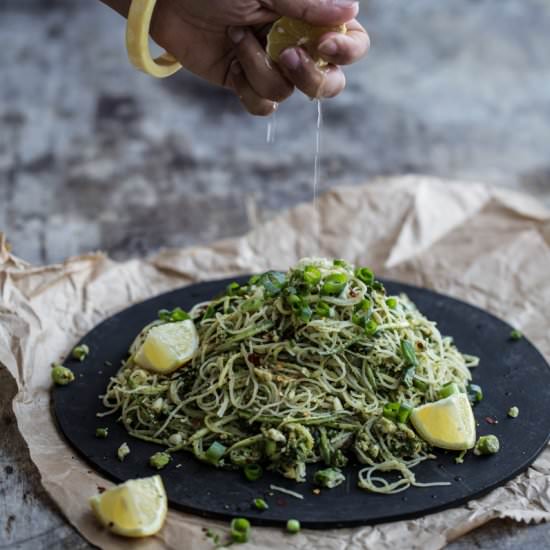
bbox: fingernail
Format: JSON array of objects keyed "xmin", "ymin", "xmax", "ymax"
[
  {"xmin": 230, "ymin": 60, "xmax": 242, "ymax": 75},
  {"xmin": 333, "ymin": 0, "xmax": 358, "ymax": 6},
  {"xmin": 279, "ymin": 48, "xmax": 301, "ymax": 71},
  {"xmin": 318, "ymin": 40, "xmax": 338, "ymax": 56},
  {"xmin": 228, "ymin": 27, "xmax": 245, "ymax": 44}
]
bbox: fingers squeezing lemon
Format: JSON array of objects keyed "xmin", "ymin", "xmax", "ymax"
[{"xmin": 266, "ymin": 17, "xmax": 347, "ymax": 68}]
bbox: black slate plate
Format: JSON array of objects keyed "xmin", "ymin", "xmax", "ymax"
[{"xmin": 52, "ymin": 277, "xmax": 550, "ymax": 528}]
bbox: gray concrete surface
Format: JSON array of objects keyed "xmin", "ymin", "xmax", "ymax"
[{"xmin": 1, "ymin": 0, "xmax": 550, "ymax": 548}]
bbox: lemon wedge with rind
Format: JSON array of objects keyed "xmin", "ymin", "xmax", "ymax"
[
  {"xmin": 410, "ymin": 393, "xmax": 476, "ymax": 451},
  {"xmin": 89, "ymin": 475, "xmax": 167, "ymax": 538},
  {"xmin": 134, "ymin": 320, "xmax": 198, "ymax": 374},
  {"xmin": 266, "ymin": 17, "xmax": 347, "ymax": 67}
]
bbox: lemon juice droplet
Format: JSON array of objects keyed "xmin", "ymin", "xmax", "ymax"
[
  {"xmin": 312, "ymin": 98, "xmax": 323, "ymax": 254},
  {"xmin": 266, "ymin": 110, "xmax": 277, "ymax": 144}
]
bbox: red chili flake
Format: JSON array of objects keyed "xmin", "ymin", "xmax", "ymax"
[
  {"xmin": 248, "ymin": 353, "xmax": 261, "ymax": 366},
  {"xmin": 485, "ymin": 416, "xmax": 498, "ymax": 425},
  {"xmin": 276, "ymin": 497, "xmax": 287, "ymax": 507},
  {"xmin": 97, "ymin": 486, "xmax": 106, "ymax": 494}
]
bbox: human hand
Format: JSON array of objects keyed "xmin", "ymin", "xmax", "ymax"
[{"xmin": 104, "ymin": 0, "xmax": 370, "ymax": 115}]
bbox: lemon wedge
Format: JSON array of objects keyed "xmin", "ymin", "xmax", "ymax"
[
  {"xmin": 410, "ymin": 393, "xmax": 476, "ymax": 450},
  {"xmin": 89, "ymin": 475, "xmax": 167, "ymax": 538},
  {"xmin": 266, "ymin": 17, "xmax": 347, "ymax": 67},
  {"xmin": 134, "ymin": 320, "xmax": 198, "ymax": 374}
]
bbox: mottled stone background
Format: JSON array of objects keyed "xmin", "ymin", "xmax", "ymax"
[
  {"xmin": 1, "ymin": 0, "xmax": 550, "ymax": 265},
  {"xmin": 1, "ymin": 0, "xmax": 550, "ymax": 548}
]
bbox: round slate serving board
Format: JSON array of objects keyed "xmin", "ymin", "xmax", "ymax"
[{"xmin": 52, "ymin": 277, "xmax": 550, "ymax": 528}]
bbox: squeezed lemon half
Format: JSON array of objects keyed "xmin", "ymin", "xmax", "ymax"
[
  {"xmin": 410, "ymin": 393, "xmax": 476, "ymax": 451},
  {"xmin": 134, "ymin": 319, "xmax": 198, "ymax": 374},
  {"xmin": 89, "ymin": 475, "xmax": 167, "ymax": 538},
  {"xmin": 266, "ymin": 17, "xmax": 347, "ymax": 67}
]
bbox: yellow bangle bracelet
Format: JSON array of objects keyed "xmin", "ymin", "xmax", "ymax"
[{"xmin": 126, "ymin": 0, "xmax": 181, "ymax": 78}]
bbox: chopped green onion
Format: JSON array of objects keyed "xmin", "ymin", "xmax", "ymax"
[
  {"xmin": 321, "ymin": 273, "xmax": 348, "ymax": 296},
  {"xmin": 149, "ymin": 451, "xmax": 171, "ymax": 470},
  {"xmin": 413, "ymin": 377, "xmax": 429, "ymax": 392},
  {"xmin": 352, "ymin": 313, "xmax": 367, "ymax": 328},
  {"xmin": 355, "ymin": 267, "xmax": 374, "ymax": 285},
  {"xmin": 243, "ymin": 463, "xmax": 263, "ymax": 481},
  {"xmin": 230, "ymin": 518, "xmax": 250, "ymax": 543},
  {"xmin": 72, "ymin": 344, "xmax": 89, "ymax": 362},
  {"xmin": 248, "ymin": 274, "xmax": 260, "ymax": 285},
  {"xmin": 356, "ymin": 298, "xmax": 372, "ymax": 313},
  {"xmin": 333, "ymin": 259, "xmax": 349, "ymax": 268},
  {"xmin": 397, "ymin": 403, "xmax": 413, "ymax": 424},
  {"xmin": 508, "ymin": 406, "xmax": 519, "ymax": 418},
  {"xmin": 364, "ymin": 319, "xmax": 378, "ymax": 336},
  {"xmin": 313, "ymin": 467, "xmax": 345, "ymax": 489},
  {"xmin": 383, "ymin": 402, "xmax": 400, "ymax": 420},
  {"xmin": 474, "ymin": 435, "xmax": 500, "ymax": 456},
  {"xmin": 509, "ymin": 329, "xmax": 523, "ymax": 341},
  {"xmin": 303, "ymin": 265, "xmax": 321, "ymax": 286},
  {"xmin": 439, "ymin": 382, "xmax": 460, "ymax": 399},
  {"xmin": 386, "ymin": 297, "xmax": 398, "ymax": 309},
  {"xmin": 51, "ymin": 364, "xmax": 75, "ymax": 386},
  {"xmin": 402, "ymin": 366, "xmax": 415, "ymax": 388},
  {"xmin": 95, "ymin": 427, "xmax": 108, "ymax": 438},
  {"xmin": 253, "ymin": 498, "xmax": 269, "ymax": 510},
  {"xmin": 467, "ymin": 383, "xmax": 483, "ymax": 403},
  {"xmin": 315, "ymin": 301, "xmax": 331, "ymax": 317},
  {"xmin": 298, "ymin": 304, "xmax": 312, "ymax": 323},
  {"xmin": 205, "ymin": 441, "xmax": 226, "ymax": 464},
  {"xmin": 286, "ymin": 519, "xmax": 301, "ymax": 534}
]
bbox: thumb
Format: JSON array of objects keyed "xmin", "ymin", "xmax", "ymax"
[{"xmin": 265, "ymin": 0, "xmax": 359, "ymax": 26}]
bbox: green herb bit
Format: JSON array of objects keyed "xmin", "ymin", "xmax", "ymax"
[
  {"xmin": 158, "ymin": 307, "xmax": 190, "ymax": 322},
  {"xmin": 474, "ymin": 435, "xmax": 500, "ymax": 456},
  {"xmin": 205, "ymin": 441, "xmax": 226, "ymax": 465},
  {"xmin": 313, "ymin": 467, "xmax": 345, "ymax": 489},
  {"xmin": 243, "ymin": 463, "xmax": 263, "ymax": 481},
  {"xmin": 51, "ymin": 364, "xmax": 75, "ymax": 386},
  {"xmin": 230, "ymin": 518, "xmax": 250, "ymax": 544},
  {"xmin": 257, "ymin": 271, "xmax": 286, "ymax": 297},
  {"xmin": 202, "ymin": 303, "xmax": 216, "ymax": 320},
  {"xmin": 117, "ymin": 442, "xmax": 130, "ymax": 461},
  {"xmin": 383, "ymin": 402, "xmax": 400, "ymax": 421},
  {"xmin": 355, "ymin": 267, "xmax": 374, "ymax": 285},
  {"xmin": 467, "ymin": 383, "xmax": 483, "ymax": 403},
  {"xmin": 95, "ymin": 427, "xmax": 109, "ymax": 439},
  {"xmin": 372, "ymin": 280, "xmax": 385, "ymax": 292},
  {"xmin": 149, "ymin": 451, "xmax": 171, "ymax": 470},
  {"xmin": 226, "ymin": 282, "xmax": 241, "ymax": 296},
  {"xmin": 509, "ymin": 329, "xmax": 523, "ymax": 341},
  {"xmin": 241, "ymin": 298, "xmax": 262, "ymax": 313},
  {"xmin": 321, "ymin": 273, "xmax": 348, "ymax": 296},
  {"xmin": 439, "ymin": 382, "xmax": 460, "ymax": 400},
  {"xmin": 386, "ymin": 297, "xmax": 398, "ymax": 309},
  {"xmin": 253, "ymin": 498, "xmax": 269, "ymax": 511},
  {"xmin": 72, "ymin": 344, "xmax": 90, "ymax": 362},
  {"xmin": 508, "ymin": 406, "xmax": 519, "ymax": 418},
  {"xmin": 286, "ymin": 519, "xmax": 301, "ymax": 534},
  {"xmin": 400, "ymin": 340, "xmax": 418, "ymax": 367},
  {"xmin": 303, "ymin": 265, "xmax": 321, "ymax": 286}
]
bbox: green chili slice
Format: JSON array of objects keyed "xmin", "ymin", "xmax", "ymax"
[
  {"xmin": 383, "ymin": 402, "xmax": 400, "ymax": 421},
  {"xmin": 303, "ymin": 265, "xmax": 321, "ymax": 286},
  {"xmin": 439, "ymin": 382, "xmax": 460, "ymax": 399},
  {"xmin": 355, "ymin": 267, "xmax": 374, "ymax": 285},
  {"xmin": 321, "ymin": 273, "xmax": 348, "ymax": 296},
  {"xmin": 205, "ymin": 441, "xmax": 226, "ymax": 464}
]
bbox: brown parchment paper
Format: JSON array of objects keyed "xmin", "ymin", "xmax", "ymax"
[{"xmin": 2, "ymin": 176, "xmax": 550, "ymax": 550}]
